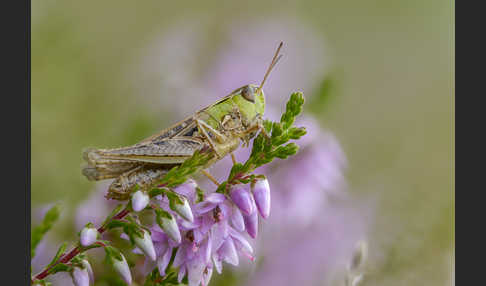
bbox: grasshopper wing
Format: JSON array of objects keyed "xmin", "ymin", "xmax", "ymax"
[
  {"xmin": 82, "ymin": 115, "xmax": 203, "ymax": 182},
  {"xmin": 137, "ymin": 96, "xmax": 236, "ymax": 144},
  {"xmin": 84, "ymin": 137, "xmax": 206, "ymax": 166},
  {"xmin": 138, "ymin": 116, "xmax": 198, "ymax": 143}
]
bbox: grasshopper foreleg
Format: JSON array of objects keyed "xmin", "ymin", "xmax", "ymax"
[{"xmin": 196, "ymin": 119, "xmax": 228, "ymax": 158}]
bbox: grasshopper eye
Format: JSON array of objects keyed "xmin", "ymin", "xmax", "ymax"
[{"xmin": 241, "ymin": 86, "xmax": 255, "ymax": 103}]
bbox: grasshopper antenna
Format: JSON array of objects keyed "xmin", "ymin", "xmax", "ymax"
[{"xmin": 256, "ymin": 41, "xmax": 283, "ymax": 95}]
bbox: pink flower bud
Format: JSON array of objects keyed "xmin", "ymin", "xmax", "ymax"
[
  {"xmin": 243, "ymin": 210, "xmax": 258, "ymax": 238},
  {"xmin": 230, "ymin": 184, "xmax": 254, "ymax": 215},
  {"xmin": 252, "ymin": 178, "xmax": 271, "ymax": 219}
]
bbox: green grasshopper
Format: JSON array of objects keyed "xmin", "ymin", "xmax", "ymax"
[{"xmin": 82, "ymin": 42, "xmax": 283, "ymax": 200}]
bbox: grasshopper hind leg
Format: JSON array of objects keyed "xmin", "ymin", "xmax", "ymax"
[{"xmin": 106, "ymin": 166, "xmax": 173, "ymax": 200}]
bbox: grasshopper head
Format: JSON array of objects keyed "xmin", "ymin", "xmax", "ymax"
[
  {"xmin": 225, "ymin": 84, "xmax": 265, "ymax": 140},
  {"xmin": 217, "ymin": 43, "xmax": 282, "ymax": 144},
  {"xmin": 235, "ymin": 84, "xmax": 265, "ymax": 117},
  {"xmin": 230, "ymin": 41, "xmax": 283, "ymax": 124},
  {"xmin": 227, "ymin": 84, "xmax": 266, "ymax": 145},
  {"xmin": 244, "ymin": 41, "xmax": 282, "ymax": 119}
]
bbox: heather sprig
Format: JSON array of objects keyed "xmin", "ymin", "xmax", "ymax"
[
  {"xmin": 158, "ymin": 150, "xmax": 214, "ymax": 188},
  {"xmin": 219, "ymin": 92, "xmax": 306, "ymax": 193},
  {"xmin": 31, "ymin": 92, "xmax": 306, "ymax": 286}
]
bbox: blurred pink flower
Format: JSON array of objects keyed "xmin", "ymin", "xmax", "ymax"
[
  {"xmin": 130, "ymin": 16, "xmax": 328, "ymax": 121},
  {"xmin": 248, "ymin": 202, "xmax": 370, "ymax": 286},
  {"xmin": 268, "ymin": 118, "xmax": 349, "ymax": 227},
  {"xmin": 203, "ymin": 18, "xmax": 329, "ymax": 118}
]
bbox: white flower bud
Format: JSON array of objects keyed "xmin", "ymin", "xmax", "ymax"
[
  {"xmin": 112, "ymin": 253, "xmax": 132, "ymax": 285},
  {"xmin": 70, "ymin": 267, "xmax": 90, "ymax": 286},
  {"xmin": 173, "ymin": 196, "xmax": 194, "ymax": 222},
  {"xmin": 131, "ymin": 190, "xmax": 150, "ymax": 212},
  {"xmin": 133, "ymin": 230, "xmax": 156, "ymax": 261},
  {"xmin": 80, "ymin": 225, "xmax": 98, "ymax": 247},
  {"xmin": 81, "ymin": 259, "xmax": 94, "ymax": 284},
  {"xmin": 156, "ymin": 210, "xmax": 181, "ymax": 243}
]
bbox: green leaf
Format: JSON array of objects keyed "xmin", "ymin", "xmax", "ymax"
[
  {"xmin": 288, "ymin": 127, "xmax": 307, "ymax": 139},
  {"xmin": 215, "ymin": 181, "xmax": 228, "ymax": 194},
  {"xmin": 46, "ymin": 242, "xmax": 67, "ymax": 269},
  {"xmin": 281, "ymin": 92, "xmax": 304, "ymax": 129},
  {"xmin": 250, "ymin": 134, "xmax": 264, "ymax": 158},
  {"xmin": 105, "ymin": 219, "xmax": 130, "ymax": 230},
  {"xmin": 158, "ymin": 150, "xmax": 214, "ymax": 188},
  {"xmin": 149, "ymin": 188, "xmax": 167, "ymax": 198},
  {"xmin": 32, "ymin": 280, "xmax": 53, "ymax": 286},
  {"xmin": 155, "ymin": 208, "xmax": 172, "ymax": 220},
  {"xmin": 144, "ymin": 252, "xmax": 181, "ymax": 285},
  {"xmin": 228, "ymin": 163, "xmax": 244, "ymax": 181},
  {"xmin": 273, "ymin": 143, "xmax": 299, "ymax": 159},
  {"xmin": 263, "ymin": 119, "xmax": 273, "ymax": 134},
  {"xmin": 104, "ymin": 246, "xmax": 123, "ymax": 262},
  {"xmin": 31, "ymin": 204, "xmax": 61, "ymax": 259},
  {"xmin": 102, "ymin": 204, "xmax": 125, "ymax": 227},
  {"xmin": 271, "ymin": 122, "xmax": 284, "ymax": 138},
  {"xmin": 46, "ymin": 262, "xmax": 70, "ymax": 275},
  {"xmin": 166, "ymin": 190, "xmax": 184, "ymax": 206}
]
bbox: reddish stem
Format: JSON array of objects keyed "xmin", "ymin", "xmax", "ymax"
[{"xmin": 33, "ymin": 208, "xmax": 130, "ymax": 282}]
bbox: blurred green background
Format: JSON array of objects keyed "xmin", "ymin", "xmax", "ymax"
[{"xmin": 32, "ymin": 0, "xmax": 453, "ymax": 285}]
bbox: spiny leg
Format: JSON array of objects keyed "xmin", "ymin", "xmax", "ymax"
[
  {"xmin": 118, "ymin": 165, "xmax": 144, "ymax": 190},
  {"xmin": 196, "ymin": 119, "xmax": 225, "ymax": 158},
  {"xmin": 247, "ymin": 116, "xmax": 269, "ymax": 144},
  {"xmin": 251, "ymin": 114, "xmax": 269, "ymax": 138},
  {"xmin": 107, "ymin": 166, "xmax": 168, "ymax": 200},
  {"xmin": 197, "ymin": 119, "xmax": 227, "ymax": 143}
]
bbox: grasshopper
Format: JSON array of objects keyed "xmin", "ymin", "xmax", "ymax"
[{"xmin": 82, "ymin": 42, "xmax": 283, "ymax": 200}]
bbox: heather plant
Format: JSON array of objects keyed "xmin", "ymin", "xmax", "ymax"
[{"xmin": 31, "ymin": 92, "xmax": 307, "ymax": 286}]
